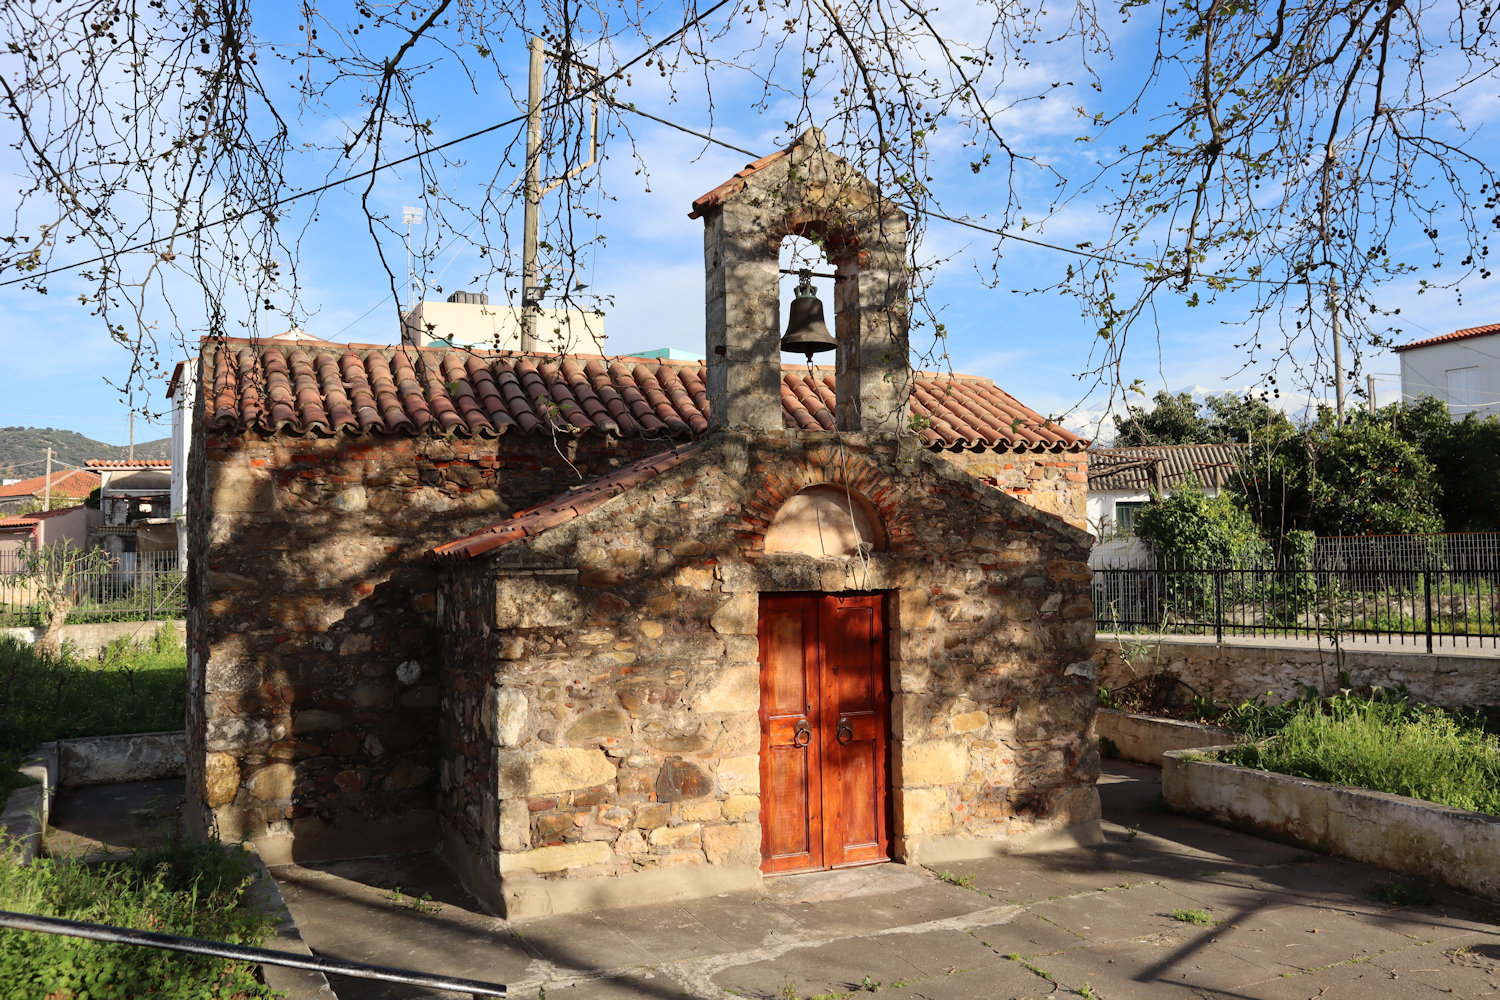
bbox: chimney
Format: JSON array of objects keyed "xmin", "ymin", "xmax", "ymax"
[{"xmin": 690, "ymin": 129, "xmax": 910, "ymax": 437}]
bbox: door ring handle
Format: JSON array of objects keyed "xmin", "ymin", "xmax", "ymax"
[
  {"xmin": 836, "ymin": 718, "xmax": 853, "ymax": 745},
  {"xmin": 793, "ymin": 719, "xmax": 812, "ymax": 748}
]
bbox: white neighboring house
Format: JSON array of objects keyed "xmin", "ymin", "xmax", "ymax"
[
  {"xmin": 401, "ymin": 290, "xmax": 606, "ymax": 353},
  {"xmin": 1087, "ymin": 443, "xmax": 1250, "ymax": 566},
  {"xmin": 1394, "ymin": 322, "xmax": 1500, "ymax": 421}
]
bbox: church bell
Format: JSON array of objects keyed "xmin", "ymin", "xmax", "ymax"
[{"xmin": 779, "ymin": 269, "xmax": 837, "ymax": 363}]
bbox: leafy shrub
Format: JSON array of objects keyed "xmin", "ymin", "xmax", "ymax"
[
  {"xmin": 0, "ymin": 836, "xmax": 277, "ymax": 998},
  {"xmin": 1221, "ymin": 691, "xmax": 1500, "ymax": 815},
  {"xmin": 0, "ymin": 633, "xmax": 185, "ymax": 798}
]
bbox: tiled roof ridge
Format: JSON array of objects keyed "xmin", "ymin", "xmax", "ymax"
[
  {"xmin": 1391, "ymin": 322, "xmax": 1500, "ymax": 352},
  {"xmin": 688, "ymin": 142, "xmax": 798, "ymax": 220},
  {"xmin": 430, "ymin": 443, "xmax": 704, "ymax": 561},
  {"xmin": 0, "ymin": 505, "xmax": 87, "ymax": 527},
  {"xmin": 0, "ymin": 469, "xmax": 101, "ymax": 499},
  {"xmin": 84, "ymin": 459, "xmax": 171, "ymax": 468},
  {"xmin": 1092, "ymin": 443, "xmax": 1252, "ymax": 455},
  {"xmin": 201, "ymin": 339, "xmax": 1088, "ymax": 453}
]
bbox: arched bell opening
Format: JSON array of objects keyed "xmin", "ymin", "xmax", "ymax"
[
  {"xmin": 763, "ymin": 484, "xmax": 887, "ymax": 557},
  {"xmin": 777, "ymin": 234, "xmax": 838, "ymax": 368}
]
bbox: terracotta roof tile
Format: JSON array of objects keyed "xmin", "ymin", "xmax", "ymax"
[
  {"xmin": 431, "ymin": 444, "xmax": 704, "ymax": 561},
  {"xmin": 688, "ymin": 144, "xmax": 795, "ymax": 219},
  {"xmin": 0, "ymin": 506, "xmax": 84, "ymax": 530},
  {"xmin": 84, "ymin": 460, "xmax": 171, "ymax": 469},
  {"xmin": 203, "ymin": 339, "xmax": 1085, "ymax": 454},
  {"xmin": 1392, "ymin": 322, "xmax": 1500, "ymax": 352},
  {"xmin": 0, "ymin": 469, "xmax": 100, "ymax": 501},
  {"xmin": 1088, "ymin": 444, "xmax": 1250, "ymax": 492}
]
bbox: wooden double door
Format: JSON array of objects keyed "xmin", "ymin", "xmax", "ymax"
[{"xmin": 758, "ymin": 593, "xmax": 890, "ymax": 874}]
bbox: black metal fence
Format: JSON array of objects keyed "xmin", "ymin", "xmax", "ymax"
[
  {"xmin": 1093, "ymin": 549, "xmax": 1500, "ymax": 651},
  {"xmin": 0, "ymin": 551, "xmax": 184, "ymax": 627}
]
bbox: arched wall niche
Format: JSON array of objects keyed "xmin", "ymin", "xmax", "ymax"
[{"xmin": 763, "ymin": 484, "xmax": 887, "ymax": 557}]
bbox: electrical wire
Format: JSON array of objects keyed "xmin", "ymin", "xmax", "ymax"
[{"xmin": 0, "ymin": 0, "xmax": 738, "ymax": 290}]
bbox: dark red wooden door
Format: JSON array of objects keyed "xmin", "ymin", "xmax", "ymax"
[{"xmin": 758, "ymin": 593, "xmax": 889, "ymax": 874}]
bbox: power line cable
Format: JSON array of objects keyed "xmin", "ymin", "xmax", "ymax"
[
  {"xmin": 0, "ymin": 0, "xmax": 736, "ymax": 290},
  {"xmin": 607, "ymin": 98, "xmax": 1290, "ymax": 287}
]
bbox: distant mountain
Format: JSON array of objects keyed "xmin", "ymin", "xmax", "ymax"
[{"xmin": 0, "ymin": 427, "xmax": 171, "ymax": 479}]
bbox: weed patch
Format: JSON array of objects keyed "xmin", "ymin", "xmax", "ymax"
[
  {"xmin": 1371, "ymin": 880, "xmax": 1436, "ymax": 907},
  {"xmin": 1171, "ymin": 907, "xmax": 1216, "ymax": 926},
  {"xmin": 0, "ymin": 835, "xmax": 276, "ymax": 997},
  {"xmin": 0, "ymin": 628, "xmax": 185, "ymax": 797},
  {"xmin": 1220, "ymin": 691, "xmax": 1500, "ymax": 816}
]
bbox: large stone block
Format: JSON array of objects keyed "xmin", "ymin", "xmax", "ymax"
[
  {"xmin": 897, "ymin": 739, "xmax": 968, "ymax": 787},
  {"xmin": 204, "ymin": 752, "xmax": 241, "ymax": 808},
  {"xmin": 498, "ymin": 841, "xmax": 611, "ymax": 874},
  {"xmin": 702, "ymin": 823, "xmax": 761, "ymax": 866},
  {"xmin": 524, "ymin": 749, "xmax": 616, "ymax": 795},
  {"xmin": 694, "ymin": 666, "xmax": 757, "ymax": 714},
  {"xmin": 896, "ymin": 786, "xmax": 953, "ymax": 837},
  {"xmin": 716, "ymin": 755, "xmax": 760, "ymax": 794},
  {"xmin": 709, "ymin": 593, "xmax": 757, "ymax": 636},
  {"xmin": 495, "ymin": 583, "xmax": 584, "ymax": 629}
]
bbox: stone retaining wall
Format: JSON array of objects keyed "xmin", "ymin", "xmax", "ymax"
[
  {"xmin": 1165, "ymin": 749, "xmax": 1500, "ymax": 900},
  {"xmin": 1097, "ymin": 637, "xmax": 1500, "ymax": 711},
  {"xmin": 1095, "ymin": 709, "xmax": 1238, "ymax": 766},
  {"xmin": 2, "ymin": 619, "xmax": 184, "ymax": 658}
]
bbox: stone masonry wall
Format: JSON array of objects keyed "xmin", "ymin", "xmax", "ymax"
[
  {"xmin": 187, "ymin": 414, "xmax": 682, "ymax": 858},
  {"xmin": 1096, "ymin": 636, "xmax": 1500, "ymax": 712},
  {"xmin": 436, "ymin": 431, "xmax": 1099, "ymax": 916},
  {"xmin": 944, "ymin": 451, "xmax": 1089, "ymax": 532}
]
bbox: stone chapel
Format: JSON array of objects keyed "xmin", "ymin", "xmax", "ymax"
[{"xmin": 187, "ymin": 128, "xmax": 1099, "ymax": 918}]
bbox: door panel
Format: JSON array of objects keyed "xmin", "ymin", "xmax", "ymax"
[
  {"xmin": 759, "ymin": 593, "xmax": 888, "ymax": 874},
  {"xmin": 759, "ymin": 599, "xmax": 823, "ymax": 873}
]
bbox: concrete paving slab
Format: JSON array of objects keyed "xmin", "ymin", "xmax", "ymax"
[
  {"xmin": 1370, "ymin": 939, "xmax": 1500, "ymax": 997},
  {"xmin": 710, "ymin": 933, "xmax": 931, "ymax": 998},
  {"xmin": 965, "ymin": 911, "xmax": 1088, "ymax": 957},
  {"xmin": 866, "ymin": 959, "xmax": 1059, "ymax": 1000},
  {"xmin": 44, "ymin": 776, "xmax": 181, "ymax": 857},
  {"xmin": 1026, "ymin": 883, "xmax": 1205, "ymax": 943},
  {"xmin": 1033, "ymin": 934, "xmax": 1275, "ymax": 999},
  {"xmin": 44, "ymin": 763, "xmax": 1500, "ymax": 999}
]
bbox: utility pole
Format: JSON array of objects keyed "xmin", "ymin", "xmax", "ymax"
[
  {"xmin": 1328, "ymin": 278, "xmax": 1345, "ymax": 424},
  {"xmin": 521, "ymin": 36, "xmax": 544, "ymax": 353},
  {"xmin": 1368, "ymin": 374, "xmax": 1377, "ymax": 415},
  {"xmin": 43, "ymin": 446, "xmax": 52, "ymax": 512}
]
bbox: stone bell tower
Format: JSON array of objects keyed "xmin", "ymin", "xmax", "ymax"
[{"xmin": 689, "ymin": 128, "xmax": 911, "ymax": 437}]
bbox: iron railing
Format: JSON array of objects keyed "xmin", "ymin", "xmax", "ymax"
[
  {"xmin": 0, "ymin": 909, "xmax": 507, "ymax": 999},
  {"xmin": 0, "ymin": 551, "xmax": 184, "ymax": 626},
  {"xmin": 1093, "ymin": 560, "xmax": 1500, "ymax": 651}
]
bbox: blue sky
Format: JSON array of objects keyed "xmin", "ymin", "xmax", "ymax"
[{"xmin": 2, "ymin": 4, "xmax": 1497, "ymax": 449}]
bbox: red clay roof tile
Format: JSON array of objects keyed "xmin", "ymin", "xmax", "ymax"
[
  {"xmin": 688, "ymin": 144, "xmax": 796, "ymax": 219},
  {"xmin": 0, "ymin": 469, "xmax": 101, "ymax": 501},
  {"xmin": 1391, "ymin": 322, "xmax": 1500, "ymax": 352},
  {"xmin": 431, "ymin": 445, "xmax": 704, "ymax": 561},
  {"xmin": 202, "ymin": 339, "xmax": 1085, "ymax": 453},
  {"xmin": 83, "ymin": 459, "xmax": 171, "ymax": 469}
]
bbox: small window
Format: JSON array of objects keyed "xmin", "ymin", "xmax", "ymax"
[
  {"xmin": 1447, "ymin": 366, "xmax": 1480, "ymax": 410},
  {"xmin": 1114, "ymin": 501, "xmax": 1148, "ymax": 533}
]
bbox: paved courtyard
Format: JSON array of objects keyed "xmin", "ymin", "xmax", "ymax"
[{"xmin": 262, "ymin": 762, "xmax": 1500, "ymax": 999}]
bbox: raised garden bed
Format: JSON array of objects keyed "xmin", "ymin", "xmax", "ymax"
[
  {"xmin": 1164, "ymin": 747, "xmax": 1500, "ymax": 901},
  {"xmin": 1095, "ymin": 708, "xmax": 1242, "ymax": 765}
]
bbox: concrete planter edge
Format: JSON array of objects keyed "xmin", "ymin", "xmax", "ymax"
[{"xmin": 1163, "ymin": 747, "xmax": 1500, "ymax": 901}]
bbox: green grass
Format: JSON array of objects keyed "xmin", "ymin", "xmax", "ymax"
[
  {"xmin": 1171, "ymin": 907, "xmax": 1216, "ymax": 926},
  {"xmin": 1220, "ymin": 692, "xmax": 1500, "ymax": 816},
  {"xmin": 0, "ymin": 834, "xmax": 278, "ymax": 998},
  {"xmin": 0, "ymin": 627, "xmax": 185, "ymax": 798}
]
